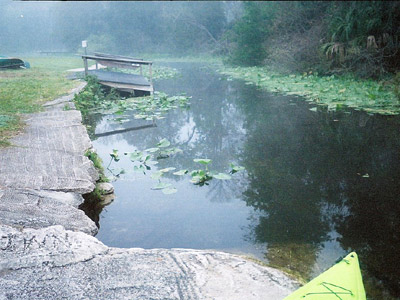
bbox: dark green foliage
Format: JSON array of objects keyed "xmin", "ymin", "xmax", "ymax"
[
  {"xmin": 74, "ymin": 75, "xmax": 119, "ymax": 113},
  {"xmin": 324, "ymin": 2, "xmax": 400, "ymax": 77},
  {"xmin": 73, "ymin": 75, "xmax": 119, "ymax": 138},
  {"xmin": 226, "ymin": 2, "xmax": 329, "ymax": 68},
  {"xmin": 226, "ymin": 2, "xmax": 275, "ymax": 66},
  {"xmin": 83, "ymin": 149, "xmax": 109, "ymax": 204},
  {"xmin": 85, "ymin": 149, "xmax": 108, "ymax": 183},
  {"xmin": 225, "ymin": 1, "xmax": 400, "ymax": 78},
  {"xmin": 394, "ymin": 72, "xmax": 400, "ymax": 101},
  {"xmin": 327, "ymin": 2, "xmax": 400, "ymax": 44}
]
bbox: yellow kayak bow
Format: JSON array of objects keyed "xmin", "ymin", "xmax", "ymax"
[{"xmin": 284, "ymin": 252, "xmax": 366, "ymax": 299}]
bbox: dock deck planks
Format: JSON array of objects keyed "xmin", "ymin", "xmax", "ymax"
[{"xmin": 80, "ymin": 53, "xmax": 153, "ymax": 94}]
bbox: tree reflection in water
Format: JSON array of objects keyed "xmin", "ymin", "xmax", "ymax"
[{"xmin": 235, "ymin": 82, "xmax": 400, "ymax": 296}]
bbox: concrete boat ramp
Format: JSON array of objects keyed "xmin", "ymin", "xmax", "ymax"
[{"xmin": 0, "ymin": 82, "xmax": 297, "ymax": 299}]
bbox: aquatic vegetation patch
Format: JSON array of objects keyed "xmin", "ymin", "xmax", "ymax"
[
  {"xmin": 188, "ymin": 159, "xmax": 233, "ymax": 186},
  {"xmin": 74, "ymin": 76, "xmax": 190, "ymax": 125},
  {"xmin": 73, "ymin": 76, "xmax": 190, "ymax": 141},
  {"xmin": 126, "ymin": 92, "xmax": 190, "ymax": 122},
  {"xmin": 100, "ymin": 92, "xmax": 190, "ymax": 124},
  {"xmin": 218, "ymin": 66, "xmax": 400, "ymax": 115},
  {"xmin": 107, "ymin": 139, "xmax": 244, "ymax": 195},
  {"xmin": 73, "ymin": 75, "xmax": 120, "ymax": 114}
]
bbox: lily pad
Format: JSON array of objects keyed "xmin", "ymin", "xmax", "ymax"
[
  {"xmin": 193, "ymin": 158, "xmax": 212, "ymax": 165},
  {"xmin": 110, "ymin": 149, "xmax": 120, "ymax": 162},
  {"xmin": 151, "ymin": 171, "xmax": 163, "ymax": 180},
  {"xmin": 230, "ymin": 163, "xmax": 245, "ymax": 174},
  {"xmin": 157, "ymin": 138, "xmax": 171, "ymax": 148},
  {"xmin": 173, "ymin": 169, "xmax": 188, "ymax": 176},
  {"xmin": 160, "ymin": 167, "xmax": 176, "ymax": 173},
  {"xmin": 151, "ymin": 182, "xmax": 172, "ymax": 190},
  {"xmin": 145, "ymin": 147, "xmax": 159, "ymax": 153},
  {"xmin": 213, "ymin": 173, "xmax": 232, "ymax": 180},
  {"xmin": 162, "ymin": 188, "xmax": 178, "ymax": 194}
]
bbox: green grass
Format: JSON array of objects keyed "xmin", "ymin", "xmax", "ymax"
[
  {"xmin": 83, "ymin": 149, "xmax": 110, "ymax": 203},
  {"xmin": 218, "ymin": 66, "xmax": 399, "ymax": 115},
  {"xmin": 0, "ymin": 56, "xmax": 84, "ymax": 146},
  {"xmin": 84, "ymin": 149, "xmax": 108, "ymax": 183}
]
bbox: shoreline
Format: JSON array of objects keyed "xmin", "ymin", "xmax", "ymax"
[{"xmin": 0, "ymin": 81, "xmax": 298, "ymax": 299}]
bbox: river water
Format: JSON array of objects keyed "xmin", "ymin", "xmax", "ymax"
[{"xmin": 86, "ymin": 63, "xmax": 400, "ymax": 298}]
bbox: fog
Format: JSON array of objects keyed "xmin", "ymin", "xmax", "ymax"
[{"xmin": 0, "ymin": 1, "xmax": 242, "ymax": 56}]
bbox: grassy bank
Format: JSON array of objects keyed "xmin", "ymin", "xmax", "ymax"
[
  {"xmin": 218, "ymin": 66, "xmax": 399, "ymax": 115},
  {"xmin": 0, "ymin": 56, "xmax": 83, "ymax": 146}
]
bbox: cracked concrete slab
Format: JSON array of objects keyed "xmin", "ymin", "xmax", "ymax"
[
  {"xmin": 0, "ymin": 225, "xmax": 297, "ymax": 300},
  {"xmin": 0, "ymin": 147, "xmax": 97, "ymax": 193},
  {"xmin": 0, "ymin": 189, "xmax": 97, "ymax": 235},
  {"xmin": 11, "ymin": 111, "xmax": 93, "ymax": 154}
]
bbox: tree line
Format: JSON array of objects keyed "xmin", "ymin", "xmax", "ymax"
[
  {"xmin": 1, "ymin": 1, "xmax": 399, "ymax": 78},
  {"xmin": 225, "ymin": 2, "xmax": 400, "ymax": 78}
]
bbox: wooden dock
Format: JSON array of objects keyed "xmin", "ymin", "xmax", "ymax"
[{"xmin": 81, "ymin": 53, "xmax": 153, "ymax": 95}]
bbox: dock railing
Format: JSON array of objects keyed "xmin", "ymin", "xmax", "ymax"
[{"xmin": 81, "ymin": 54, "xmax": 153, "ymax": 85}]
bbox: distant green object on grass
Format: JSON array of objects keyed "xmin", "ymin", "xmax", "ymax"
[
  {"xmin": 284, "ymin": 252, "xmax": 366, "ymax": 300},
  {"xmin": 0, "ymin": 56, "xmax": 30, "ymax": 69}
]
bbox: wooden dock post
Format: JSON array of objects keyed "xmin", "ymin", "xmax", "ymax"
[
  {"xmin": 149, "ymin": 63, "xmax": 153, "ymax": 95},
  {"xmin": 83, "ymin": 57, "xmax": 88, "ymax": 76},
  {"xmin": 149, "ymin": 64, "xmax": 152, "ymax": 82},
  {"xmin": 82, "ymin": 40, "xmax": 88, "ymax": 76}
]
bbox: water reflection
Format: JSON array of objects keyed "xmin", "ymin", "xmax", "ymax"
[
  {"xmin": 234, "ymin": 82, "xmax": 400, "ymax": 295},
  {"xmin": 84, "ymin": 63, "xmax": 400, "ymax": 298},
  {"xmin": 94, "ymin": 123, "xmax": 156, "ymax": 138}
]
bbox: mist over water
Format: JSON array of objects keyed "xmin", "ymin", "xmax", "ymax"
[{"xmin": 0, "ymin": 1, "xmax": 240, "ymax": 55}]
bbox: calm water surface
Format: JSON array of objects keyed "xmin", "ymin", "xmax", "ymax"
[{"xmin": 87, "ymin": 63, "xmax": 400, "ymax": 297}]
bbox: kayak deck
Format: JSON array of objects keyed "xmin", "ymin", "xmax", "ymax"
[{"xmin": 284, "ymin": 252, "xmax": 366, "ymax": 299}]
